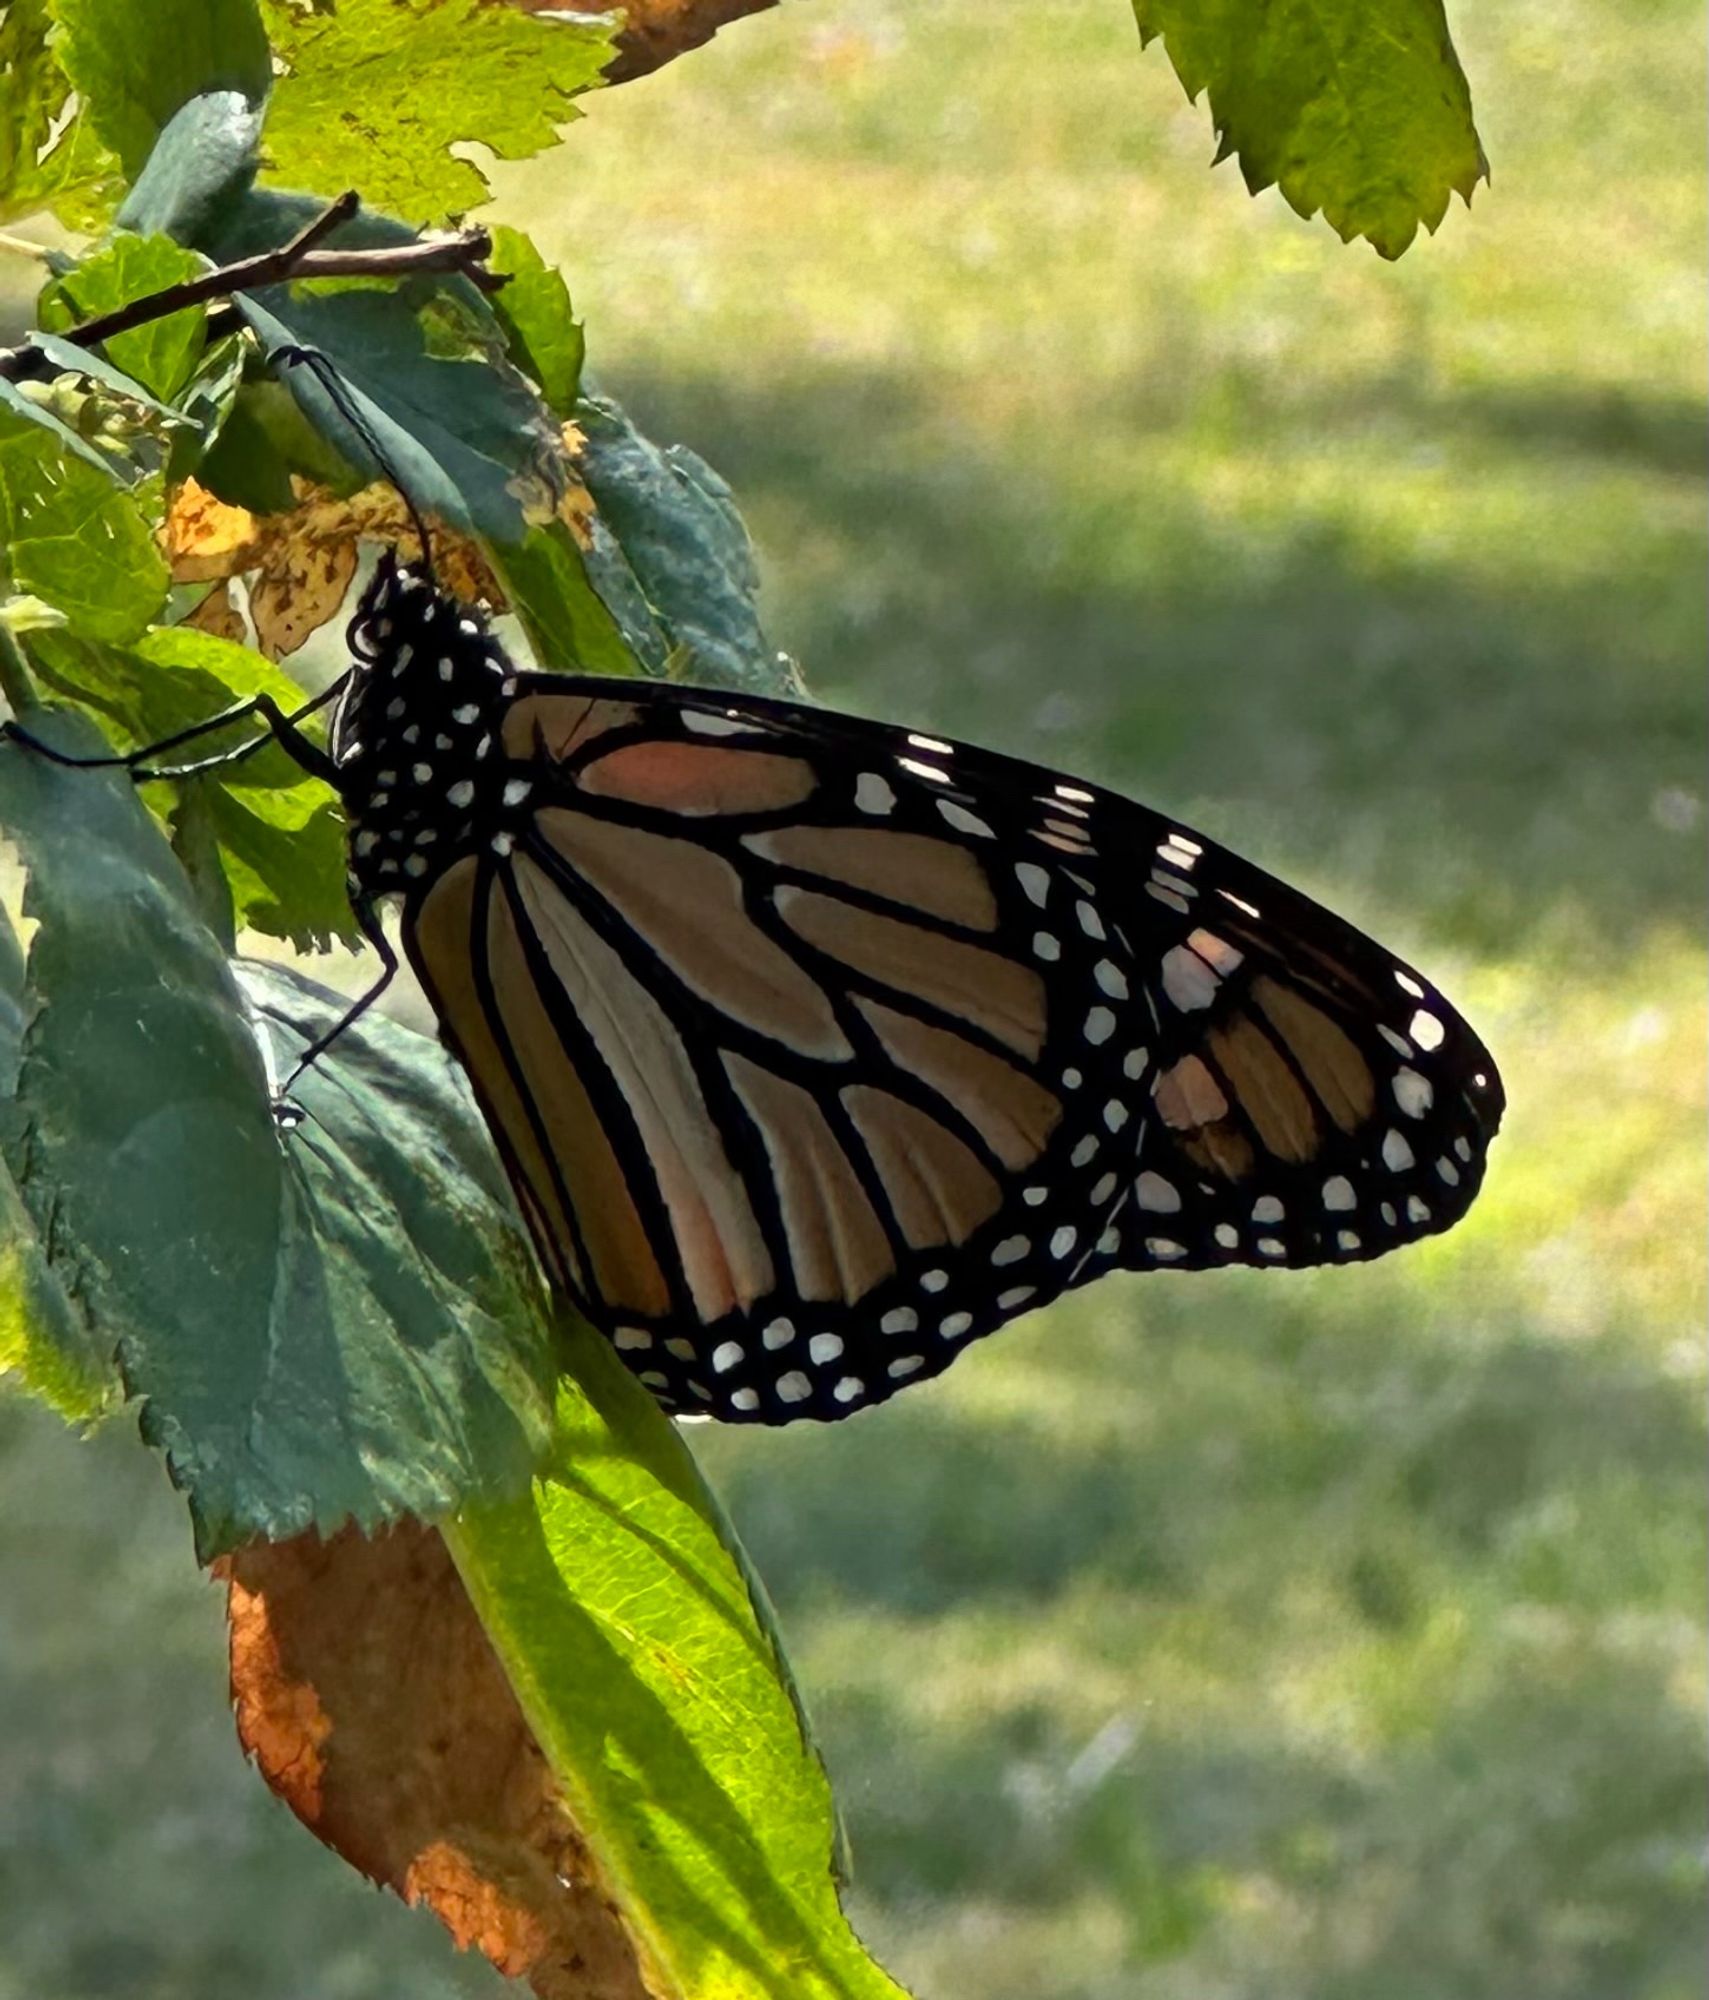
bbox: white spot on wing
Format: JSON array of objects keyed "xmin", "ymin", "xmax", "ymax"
[
  {"xmin": 1016, "ymin": 861, "xmax": 1050, "ymax": 906},
  {"xmin": 1382, "ymin": 1129, "xmax": 1415, "ymax": 1171},
  {"xmin": 776, "ymin": 1371, "xmax": 811, "ymax": 1403},
  {"xmin": 856, "ymin": 772, "xmax": 896, "ymax": 815},
  {"xmin": 1161, "ymin": 945, "xmax": 1220, "ymax": 1011},
  {"xmin": 1322, "ymin": 1175, "xmax": 1356, "ymax": 1211},
  {"xmin": 1409, "ymin": 1008, "xmax": 1446, "ymax": 1051},
  {"xmin": 938, "ymin": 800, "xmax": 993, "ymax": 838}
]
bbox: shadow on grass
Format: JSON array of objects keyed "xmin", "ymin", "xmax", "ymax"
[{"xmin": 597, "ymin": 362, "xmax": 1706, "ymax": 959}]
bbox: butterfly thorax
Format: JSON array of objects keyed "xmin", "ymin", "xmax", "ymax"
[{"xmin": 331, "ymin": 554, "xmax": 527, "ymax": 899}]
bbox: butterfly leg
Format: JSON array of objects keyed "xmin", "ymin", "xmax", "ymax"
[
  {"xmin": 2, "ymin": 684, "xmax": 343, "ymax": 786},
  {"xmin": 272, "ymin": 897, "xmax": 398, "ymax": 1122}
]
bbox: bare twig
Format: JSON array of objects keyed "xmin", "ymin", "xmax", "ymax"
[{"xmin": 0, "ymin": 193, "xmax": 504, "ymax": 384}]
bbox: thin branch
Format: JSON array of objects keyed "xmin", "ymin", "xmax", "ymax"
[{"xmin": 0, "ymin": 194, "xmax": 504, "ymax": 384}]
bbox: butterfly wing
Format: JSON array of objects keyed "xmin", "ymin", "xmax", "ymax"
[{"xmin": 402, "ymin": 675, "xmax": 1503, "ymax": 1421}]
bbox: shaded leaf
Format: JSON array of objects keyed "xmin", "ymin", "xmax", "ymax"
[
  {"xmin": 0, "ymin": 905, "xmax": 114, "ymax": 1420},
  {"xmin": 489, "ymin": 519, "xmax": 645, "ymax": 680},
  {"xmin": 452, "ymin": 1344, "xmax": 909, "ymax": 2000},
  {"xmin": 0, "ymin": 719, "xmax": 556, "ymax": 1553},
  {"xmin": 27, "ymin": 622, "xmax": 353, "ymax": 945},
  {"xmin": 0, "ymin": 406, "xmax": 167, "ymax": 639},
  {"xmin": 0, "ymin": 0, "xmax": 122, "ymax": 228},
  {"xmin": 117, "ymin": 88, "xmax": 264, "ymax": 243},
  {"xmin": 55, "ymin": 0, "xmax": 270, "ymax": 181},
  {"xmin": 258, "ymin": 0, "xmax": 620, "ymax": 220},
  {"xmin": 223, "ymin": 1522, "xmax": 652, "ymax": 1999},
  {"xmin": 1131, "ymin": 0, "xmax": 1486, "ymax": 258},
  {"xmin": 593, "ymin": 0, "xmax": 780, "ymax": 86},
  {"xmin": 238, "ymin": 291, "xmax": 560, "ymax": 545},
  {"xmin": 489, "ymin": 227, "xmax": 585, "ymax": 418},
  {"xmin": 38, "ymin": 232, "xmax": 210, "ymax": 403},
  {"xmin": 578, "ymin": 392, "xmax": 790, "ymax": 694}
]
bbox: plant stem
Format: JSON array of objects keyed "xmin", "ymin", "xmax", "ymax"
[
  {"xmin": 0, "ymin": 622, "xmax": 38, "ymax": 717},
  {"xmin": 0, "ymin": 193, "xmax": 505, "ymax": 384}
]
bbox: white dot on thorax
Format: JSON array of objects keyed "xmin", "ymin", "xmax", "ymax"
[
  {"xmin": 1071, "ymin": 1134, "xmax": 1099, "ymax": 1167},
  {"xmin": 731, "ymin": 1386, "xmax": 760, "ymax": 1411},
  {"xmin": 1049, "ymin": 1226, "xmax": 1077, "ymax": 1259},
  {"xmin": 939, "ymin": 1312, "xmax": 972, "ymax": 1339},
  {"xmin": 1033, "ymin": 931, "xmax": 1060, "ymax": 962},
  {"xmin": 1084, "ymin": 1006, "xmax": 1116, "ymax": 1044},
  {"xmin": 833, "ymin": 1376, "xmax": 865, "ymax": 1404},
  {"xmin": 447, "ymin": 779, "xmax": 475, "ymax": 807},
  {"xmin": 880, "ymin": 1308, "xmax": 917, "ymax": 1335},
  {"xmin": 1381, "ymin": 1129, "xmax": 1415, "ymax": 1172},
  {"xmin": 1090, "ymin": 1172, "xmax": 1118, "ymax": 1204},
  {"xmin": 997, "ymin": 1285, "xmax": 1035, "ymax": 1311},
  {"xmin": 809, "ymin": 1332, "xmax": 843, "ymax": 1365},
  {"xmin": 921, "ymin": 1268, "xmax": 949, "ymax": 1291},
  {"xmin": 712, "ymin": 1340, "xmax": 743, "ymax": 1373},
  {"xmin": 1136, "ymin": 1171, "xmax": 1180, "ymax": 1213},
  {"xmin": 1077, "ymin": 900, "xmax": 1105, "ymax": 940},
  {"xmin": 1095, "ymin": 959, "xmax": 1128, "ymax": 1000},
  {"xmin": 992, "ymin": 1235, "xmax": 1030, "ymax": 1265},
  {"xmin": 888, "ymin": 1354, "xmax": 924, "ymax": 1379}
]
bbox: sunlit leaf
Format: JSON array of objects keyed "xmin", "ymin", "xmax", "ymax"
[
  {"xmin": 453, "ymin": 1343, "xmax": 910, "ymax": 2000},
  {"xmin": 1131, "ymin": 0, "xmax": 1486, "ymax": 257},
  {"xmin": 0, "ymin": 406, "xmax": 167, "ymax": 640},
  {"xmin": 258, "ymin": 0, "xmax": 620, "ymax": 219},
  {"xmin": 55, "ymin": 0, "xmax": 270, "ymax": 181},
  {"xmin": 38, "ymin": 232, "xmax": 210, "ymax": 403},
  {"xmin": 0, "ymin": 0, "xmax": 122, "ymax": 227},
  {"xmin": 488, "ymin": 226, "xmax": 585, "ymax": 418}
]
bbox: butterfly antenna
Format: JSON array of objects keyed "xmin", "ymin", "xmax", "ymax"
[{"xmin": 277, "ymin": 345, "xmax": 436, "ymax": 577}]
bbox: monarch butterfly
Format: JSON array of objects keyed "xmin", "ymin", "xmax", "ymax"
[{"xmin": 7, "ymin": 545, "xmax": 1503, "ymax": 1426}]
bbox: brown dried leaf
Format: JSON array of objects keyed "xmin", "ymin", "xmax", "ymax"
[
  {"xmin": 250, "ymin": 534, "xmax": 360, "ymax": 659},
  {"xmin": 514, "ymin": 0, "xmax": 780, "ymax": 84},
  {"xmin": 164, "ymin": 480, "xmax": 266, "ymax": 583},
  {"xmin": 183, "ymin": 581, "xmax": 249, "ymax": 645},
  {"xmin": 221, "ymin": 1523, "xmax": 652, "ymax": 2000}
]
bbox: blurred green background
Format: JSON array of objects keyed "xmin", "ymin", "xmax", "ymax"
[{"xmin": 2, "ymin": 2, "xmax": 1703, "ymax": 1996}]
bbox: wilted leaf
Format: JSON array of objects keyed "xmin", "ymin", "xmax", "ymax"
[
  {"xmin": 453, "ymin": 1345, "xmax": 909, "ymax": 2000},
  {"xmin": 249, "ymin": 534, "xmax": 358, "ymax": 658},
  {"xmin": 0, "ymin": 405, "xmax": 168, "ymax": 640},
  {"xmin": 0, "ymin": 720, "xmax": 557, "ymax": 1553},
  {"xmin": 223, "ymin": 1522, "xmax": 652, "ymax": 1999},
  {"xmin": 183, "ymin": 580, "xmax": 247, "ymax": 644},
  {"xmin": 258, "ymin": 0, "xmax": 620, "ymax": 219},
  {"xmin": 164, "ymin": 477, "xmax": 266, "ymax": 581},
  {"xmin": 592, "ymin": 0, "xmax": 781, "ymax": 85},
  {"xmin": 55, "ymin": 0, "xmax": 270, "ymax": 181},
  {"xmin": 1131, "ymin": 0, "xmax": 1486, "ymax": 258}
]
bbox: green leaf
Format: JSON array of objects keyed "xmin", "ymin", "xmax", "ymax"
[
  {"xmin": 1130, "ymin": 0, "xmax": 1486, "ymax": 258},
  {"xmin": 578, "ymin": 392, "xmax": 791, "ymax": 694},
  {"xmin": 0, "ymin": 715, "xmax": 558, "ymax": 1556},
  {"xmin": 196, "ymin": 373, "xmax": 362, "ymax": 514},
  {"xmin": 258, "ymin": 0, "xmax": 619, "ymax": 220},
  {"xmin": 450, "ymin": 1341, "xmax": 909, "ymax": 2000},
  {"xmin": 489, "ymin": 519, "xmax": 646, "ymax": 680},
  {"xmin": 487, "ymin": 226, "xmax": 585, "ymax": 418},
  {"xmin": 0, "ymin": 406, "xmax": 168, "ymax": 640},
  {"xmin": 55, "ymin": 0, "xmax": 270, "ymax": 181},
  {"xmin": 237, "ymin": 291, "xmax": 557, "ymax": 544},
  {"xmin": 0, "ymin": 0, "xmax": 123, "ymax": 228},
  {"xmin": 117, "ymin": 88, "xmax": 263, "ymax": 244},
  {"xmin": 0, "ymin": 902, "xmax": 115, "ymax": 1420},
  {"xmin": 26, "ymin": 623, "xmax": 357, "ymax": 948},
  {"xmin": 39, "ymin": 232, "xmax": 210, "ymax": 403}
]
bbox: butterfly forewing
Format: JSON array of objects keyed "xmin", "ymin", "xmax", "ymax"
[{"xmin": 341, "ymin": 560, "xmax": 1503, "ymax": 1423}]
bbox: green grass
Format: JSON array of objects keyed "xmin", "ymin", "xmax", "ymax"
[{"xmin": 1, "ymin": 1, "xmax": 1703, "ymax": 1996}]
